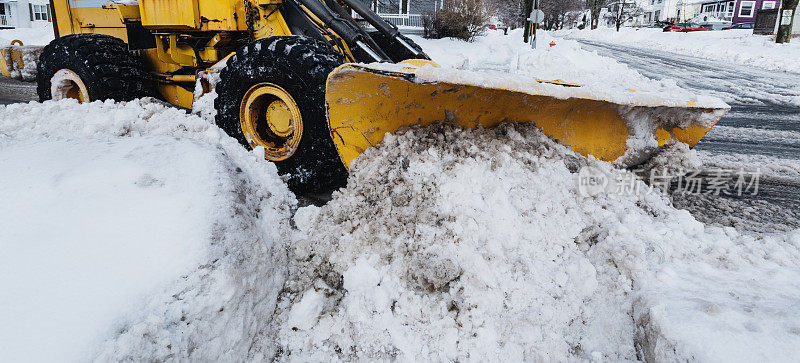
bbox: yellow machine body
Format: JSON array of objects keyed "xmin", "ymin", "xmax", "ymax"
[{"xmin": 45, "ymin": 0, "xmax": 298, "ymax": 108}]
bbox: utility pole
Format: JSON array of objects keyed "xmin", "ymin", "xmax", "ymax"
[
  {"xmin": 776, "ymin": 0, "xmax": 798, "ymax": 43},
  {"xmin": 524, "ymin": 0, "xmax": 542, "ymax": 46},
  {"xmin": 531, "ymin": 0, "xmax": 538, "ymax": 48}
]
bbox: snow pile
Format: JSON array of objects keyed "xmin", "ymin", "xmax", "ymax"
[
  {"xmin": 273, "ymin": 123, "xmax": 800, "ymax": 360},
  {"xmin": 410, "ymin": 29, "xmax": 713, "ymax": 102},
  {"xmin": 558, "ymin": 27, "xmax": 800, "ymax": 74},
  {"xmin": 0, "ymin": 99, "xmax": 295, "ymax": 361}
]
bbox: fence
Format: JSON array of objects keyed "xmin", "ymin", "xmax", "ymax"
[{"xmin": 377, "ymin": 13, "xmax": 423, "ymax": 28}]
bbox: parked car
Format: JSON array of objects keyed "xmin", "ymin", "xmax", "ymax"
[
  {"xmin": 663, "ymin": 23, "xmax": 715, "ymax": 32},
  {"xmin": 488, "ymin": 24, "xmax": 509, "ymax": 35},
  {"xmin": 722, "ymin": 22, "xmax": 754, "ymax": 30}
]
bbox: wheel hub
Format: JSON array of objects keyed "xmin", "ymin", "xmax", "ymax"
[
  {"xmin": 240, "ymin": 83, "xmax": 303, "ymax": 161},
  {"xmin": 50, "ymin": 69, "xmax": 89, "ymax": 103}
]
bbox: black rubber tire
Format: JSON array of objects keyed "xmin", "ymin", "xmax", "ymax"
[
  {"xmin": 215, "ymin": 36, "xmax": 349, "ymax": 194},
  {"xmin": 366, "ymin": 30, "xmax": 425, "ymax": 63},
  {"xmin": 37, "ymin": 34, "xmax": 151, "ymax": 102}
]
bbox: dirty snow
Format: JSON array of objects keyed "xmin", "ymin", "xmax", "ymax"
[
  {"xmin": 558, "ymin": 28, "xmax": 800, "ymax": 74},
  {"xmin": 275, "ymin": 123, "xmax": 800, "ymax": 361}
]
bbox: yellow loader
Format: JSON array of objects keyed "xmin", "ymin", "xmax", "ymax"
[{"xmin": 0, "ymin": 0, "xmax": 727, "ymax": 192}]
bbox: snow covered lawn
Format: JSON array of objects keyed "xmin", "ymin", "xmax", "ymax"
[
  {"xmin": 0, "ymin": 27, "xmax": 54, "ymax": 46},
  {"xmin": 557, "ymin": 27, "xmax": 800, "ymax": 74},
  {"xmin": 410, "ymin": 29, "xmax": 687, "ymax": 93},
  {"xmin": 0, "ymin": 29, "xmax": 799, "ymax": 361}
]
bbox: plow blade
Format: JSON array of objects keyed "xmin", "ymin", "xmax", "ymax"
[
  {"xmin": 0, "ymin": 40, "xmax": 41, "ymax": 82},
  {"xmin": 325, "ymin": 63, "xmax": 729, "ymax": 170}
]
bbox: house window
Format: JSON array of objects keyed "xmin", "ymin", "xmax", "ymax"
[
  {"xmin": 738, "ymin": 1, "xmax": 755, "ymax": 17},
  {"xmin": 703, "ymin": 4, "xmax": 715, "ymax": 13},
  {"xmin": 32, "ymin": 4, "xmax": 48, "ymax": 21},
  {"xmin": 762, "ymin": 1, "xmax": 776, "ymax": 9},
  {"xmin": 655, "ymin": 10, "xmax": 660, "ymax": 19}
]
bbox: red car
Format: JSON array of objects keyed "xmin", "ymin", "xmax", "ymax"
[{"xmin": 663, "ymin": 23, "xmax": 714, "ymax": 32}]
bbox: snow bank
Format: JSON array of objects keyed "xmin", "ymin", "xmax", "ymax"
[
  {"xmin": 0, "ymin": 99, "xmax": 295, "ymax": 361},
  {"xmin": 274, "ymin": 123, "xmax": 800, "ymax": 361},
  {"xmin": 0, "ymin": 27, "xmax": 55, "ymax": 47},
  {"xmin": 558, "ymin": 28, "xmax": 800, "ymax": 74}
]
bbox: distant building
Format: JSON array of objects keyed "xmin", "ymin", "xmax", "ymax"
[
  {"xmin": 642, "ymin": 0, "xmax": 681, "ymax": 24},
  {"xmin": 697, "ymin": 0, "xmax": 780, "ymax": 24},
  {"xmin": 0, "ymin": 0, "xmax": 52, "ymax": 29},
  {"xmin": 601, "ymin": 0, "xmax": 651, "ymax": 28}
]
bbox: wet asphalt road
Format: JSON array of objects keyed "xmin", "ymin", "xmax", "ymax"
[
  {"xmin": 0, "ymin": 77, "xmax": 38, "ymax": 105},
  {"xmin": 577, "ymin": 39, "xmax": 800, "ymax": 232}
]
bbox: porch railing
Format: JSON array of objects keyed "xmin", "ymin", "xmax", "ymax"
[
  {"xmin": 699, "ymin": 11, "xmax": 733, "ymax": 21},
  {"xmin": 377, "ymin": 13, "xmax": 423, "ymax": 28},
  {"xmin": 0, "ymin": 14, "xmax": 11, "ymax": 27}
]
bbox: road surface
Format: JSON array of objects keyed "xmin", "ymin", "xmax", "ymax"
[
  {"xmin": 0, "ymin": 77, "xmax": 38, "ymax": 105},
  {"xmin": 578, "ymin": 39, "xmax": 800, "ymax": 232}
]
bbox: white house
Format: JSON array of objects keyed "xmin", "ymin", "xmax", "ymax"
[
  {"xmin": 367, "ymin": 0, "xmax": 444, "ymax": 28},
  {"xmin": 642, "ymin": 0, "xmax": 681, "ymax": 23},
  {"xmin": 0, "ymin": 0, "xmax": 53, "ymax": 29},
  {"xmin": 674, "ymin": 0, "xmax": 706, "ymax": 22}
]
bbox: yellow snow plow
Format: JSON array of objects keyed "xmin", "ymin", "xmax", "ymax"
[
  {"xmin": 326, "ymin": 64, "xmax": 727, "ymax": 170},
  {"xmin": 11, "ymin": 0, "xmax": 727, "ymax": 192}
]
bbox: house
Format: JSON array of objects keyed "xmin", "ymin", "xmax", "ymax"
[
  {"xmin": 674, "ymin": 0, "xmax": 706, "ymax": 22},
  {"xmin": 364, "ymin": 0, "xmax": 444, "ymax": 28},
  {"xmin": 600, "ymin": 0, "xmax": 651, "ymax": 28},
  {"xmin": 642, "ymin": 0, "xmax": 681, "ymax": 24},
  {"xmin": 0, "ymin": 0, "xmax": 52, "ymax": 29},
  {"xmin": 698, "ymin": 0, "xmax": 780, "ymax": 24}
]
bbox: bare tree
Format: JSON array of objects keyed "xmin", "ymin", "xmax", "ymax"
[
  {"xmin": 776, "ymin": 0, "xmax": 798, "ymax": 43},
  {"xmin": 604, "ymin": 0, "xmax": 643, "ymax": 31},
  {"xmin": 540, "ymin": 0, "xmax": 582, "ymax": 30},
  {"xmin": 585, "ymin": 0, "xmax": 608, "ymax": 29},
  {"xmin": 488, "ymin": 0, "xmax": 526, "ymax": 28}
]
